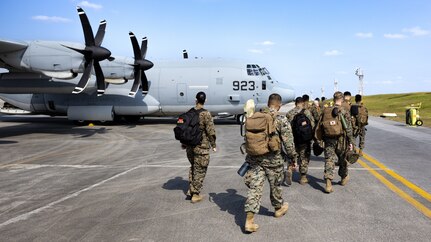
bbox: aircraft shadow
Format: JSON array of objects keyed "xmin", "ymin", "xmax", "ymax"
[
  {"xmin": 0, "ymin": 121, "xmax": 110, "ymax": 139},
  {"xmin": 209, "ymin": 189, "xmax": 271, "ymax": 234}
]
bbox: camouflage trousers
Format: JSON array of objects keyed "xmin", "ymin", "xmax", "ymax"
[
  {"xmin": 323, "ymin": 138, "xmax": 348, "ymax": 180},
  {"xmin": 354, "ymin": 126, "xmax": 366, "ymax": 150},
  {"xmin": 295, "ymin": 142, "xmax": 311, "ymax": 175},
  {"xmin": 244, "ymin": 164, "xmax": 284, "ymax": 214},
  {"xmin": 186, "ymin": 148, "xmax": 210, "ymax": 195}
]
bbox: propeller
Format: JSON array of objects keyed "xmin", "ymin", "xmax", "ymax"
[
  {"xmin": 128, "ymin": 32, "xmax": 154, "ymax": 97},
  {"xmin": 64, "ymin": 7, "xmax": 112, "ymax": 96}
]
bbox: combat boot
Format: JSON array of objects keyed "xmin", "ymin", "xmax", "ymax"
[
  {"xmin": 299, "ymin": 174, "xmax": 308, "ymax": 185},
  {"xmin": 340, "ymin": 175, "xmax": 350, "ymax": 186},
  {"xmin": 282, "ymin": 169, "xmax": 292, "ymax": 186},
  {"xmin": 325, "ymin": 179, "xmax": 333, "ymax": 193},
  {"xmin": 191, "ymin": 194, "xmax": 203, "ymax": 203},
  {"xmin": 274, "ymin": 202, "xmax": 289, "ymax": 218},
  {"xmin": 245, "ymin": 212, "xmax": 259, "ymax": 233},
  {"xmin": 359, "ymin": 149, "xmax": 363, "ymax": 156},
  {"xmin": 185, "ymin": 189, "xmax": 191, "ymax": 200}
]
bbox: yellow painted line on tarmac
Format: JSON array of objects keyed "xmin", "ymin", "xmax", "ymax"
[
  {"xmin": 357, "ymin": 159, "xmax": 431, "ymax": 219},
  {"xmin": 363, "ymin": 152, "xmax": 431, "ymax": 203}
]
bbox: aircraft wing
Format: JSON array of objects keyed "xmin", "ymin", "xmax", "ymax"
[{"xmin": 0, "ymin": 39, "xmax": 28, "ymax": 53}]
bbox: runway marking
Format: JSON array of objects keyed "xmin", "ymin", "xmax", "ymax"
[
  {"xmin": 141, "ymin": 164, "xmax": 387, "ymax": 171},
  {"xmin": 6, "ymin": 164, "xmax": 108, "ymax": 169},
  {"xmin": 362, "ymin": 152, "xmax": 431, "ymax": 203},
  {"xmin": 358, "ymin": 159, "xmax": 431, "ymax": 219},
  {"xmin": 0, "ymin": 165, "xmax": 143, "ymax": 229}
]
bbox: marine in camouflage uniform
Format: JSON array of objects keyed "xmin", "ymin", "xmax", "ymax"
[
  {"xmin": 244, "ymin": 107, "xmax": 297, "ymax": 215},
  {"xmin": 321, "ymin": 92, "xmax": 354, "ymax": 192},
  {"xmin": 352, "ymin": 95, "xmax": 368, "ymax": 155},
  {"xmin": 185, "ymin": 99, "xmax": 216, "ymax": 202},
  {"xmin": 286, "ymin": 103, "xmax": 315, "ymax": 182}
]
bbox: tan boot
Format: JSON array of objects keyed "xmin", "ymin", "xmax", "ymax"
[
  {"xmin": 359, "ymin": 149, "xmax": 363, "ymax": 156},
  {"xmin": 325, "ymin": 179, "xmax": 333, "ymax": 193},
  {"xmin": 299, "ymin": 174, "xmax": 308, "ymax": 185},
  {"xmin": 340, "ymin": 175, "xmax": 350, "ymax": 186},
  {"xmin": 245, "ymin": 212, "xmax": 259, "ymax": 233},
  {"xmin": 282, "ymin": 169, "xmax": 292, "ymax": 186},
  {"xmin": 191, "ymin": 194, "xmax": 203, "ymax": 203},
  {"xmin": 274, "ymin": 202, "xmax": 289, "ymax": 218}
]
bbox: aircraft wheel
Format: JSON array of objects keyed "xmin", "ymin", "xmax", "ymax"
[
  {"xmin": 236, "ymin": 114, "xmax": 245, "ymax": 124},
  {"xmin": 416, "ymin": 120, "xmax": 423, "ymax": 126},
  {"xmin": 73, "ymin": 120, "xmax": 89, "ymax": 126},
  {"xmin": 124, "ymin": 116, "xmax": 141, "ymax": 123}
]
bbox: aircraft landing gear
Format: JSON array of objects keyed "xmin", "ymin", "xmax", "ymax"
[{"xmin": 236, "ymin": 114, "xmax": 245, "ymax": 124}]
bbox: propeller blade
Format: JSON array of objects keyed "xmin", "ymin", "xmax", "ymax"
[
  {"xmin": 129, "ymin": 69, "xmax": 141, "ymax": 97},
  {"xmin": 140, "ymin": 37, "xmax": 148, "ymax": 59},
  {"xmin": 94, "ymin": 20, "xmax": 106, "ymax": 46},
  {"xmin": 94, "ymin": 61, "xmax": 105, "ymax": 96},
  {"xmin": 129, "ymin": 32, "xmax": 141, "ymax": 60},
  {"xmin": 72, "ymin": 59, "xmax": 94, "ymax": 94},
  {"xmin": 77, "ymin": 7, "xmax": 95, "ymax": 46},
  {"xmin": 141, "ymin": 71, "xmax": 149, "ymax": 94}
]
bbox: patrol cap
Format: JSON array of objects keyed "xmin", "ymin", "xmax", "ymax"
[{"xmin": 345, "ymin": 150, "xmax": 360, "ymax": 164}]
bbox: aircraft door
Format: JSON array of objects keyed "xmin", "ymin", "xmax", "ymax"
[{"xmin": 177, "ymin": 83, "xmax": 187, "ymax": 104}]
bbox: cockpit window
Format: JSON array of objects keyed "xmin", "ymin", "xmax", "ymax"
[{"xmin": 247, "ymin": 64, "xmax": 265, "ymax": 76}]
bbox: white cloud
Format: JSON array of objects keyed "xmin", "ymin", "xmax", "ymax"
[
  {"xmin": 79, "ymin": 1, "xmax": 103, "ymax": 10},
  {"xmin": 384, "ymin": 33, "xmax": 407, "ymax": 39},
  {"xmin": 324, "ymin": 50, "xmax": 343, "ymax": 56},
  {"xmin": 355, "ymin": 32, "xmax": 373, "ymax": 38},
  {"xmin": 403, "ymin": 26, "xmax": 429, "ymax": 36},
  {"xmin": 259, "ymin": 40, "xmax": 275, "ymax": 46},
  {"xmin": 248, "ymin": 49, "xmax": 264, "ymax": 54},
  {"xmin": 381, "ymin": 80, "xmax": 394, "ymax": 85},
  {"xmin": 32, "ymin": 15, "xmax": 72, "ymax": 23}
]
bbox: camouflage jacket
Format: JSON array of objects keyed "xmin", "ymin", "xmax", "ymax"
[
  {"xmin": 286, "ymin": 106, "xmax": 316, "ymax": 131},
  {"xmin": 310, "ymin": 104, "xmax": 321, "ymax": 125},
  {"xmin": 189, "ymin": 104, "xmax": 217, "ymax": 154},
  {"xmin": 247, "ymin": 107, "xmax": 298, "ymax": 167}
]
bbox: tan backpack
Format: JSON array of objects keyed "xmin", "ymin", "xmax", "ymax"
[
  {"xmin": 321, "ymin": 107, "xmax": 343, "ymax": 138},
  {"xmin": 358, "ymin": 105, "xmax": 368, "ymax": 126},
  {"xmin": 245, "ymin": 112, "xmax": 280, "ymax": 156}
]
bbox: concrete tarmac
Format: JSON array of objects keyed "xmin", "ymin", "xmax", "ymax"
[{"xmin": 0, "ymin": 113, "xmax": 430, "ymax": 241}]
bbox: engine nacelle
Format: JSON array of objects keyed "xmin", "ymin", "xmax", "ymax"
[{"xmin": 67, "ymin": 106, "xmax": 114, "ymax": 121}]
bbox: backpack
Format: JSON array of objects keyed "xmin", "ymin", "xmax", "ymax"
[
  {"xmin": 351, "ymin": 104, "xmax": 368, "ymax": 126},
  {"xmin": 321, "ymin": 107, "xmax": 343, "ymax": 138},
  {"xmin": 245, "ymin": 112, "xmax": 280, "ymax": 156},
  {"xmin": 173, "ymin": 108, "xmax": 204, "ymax": 146},
  {"xmin": 358, "ymin": 105, "xmax": 368, "ymax": 126},
  {"xmin": 291, "ymin": 109, "xmax": 313, "ymax": 144}
]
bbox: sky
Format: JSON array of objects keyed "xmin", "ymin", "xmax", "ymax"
[{"xmin": 0, "ymin": 0, "xmax": 430, "ymax": 97}]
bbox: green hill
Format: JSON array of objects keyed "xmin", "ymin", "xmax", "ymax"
[{"xmin": 363, "ymin": 92, "xmax": 431, "ymax": 127}]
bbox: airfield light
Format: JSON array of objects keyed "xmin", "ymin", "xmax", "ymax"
[{"xmin": 355, "ymin": 67, "xmax": 364, "ymax": 95}]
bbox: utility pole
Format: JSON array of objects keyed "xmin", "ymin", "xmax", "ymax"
[
  {"xmin": 355, "ymin": 67, "xmax": 364, "ymax": 95},
  {"xmin": 321, "ymin": 87, "xmax": 325, "ymax": 98},
  {"xmin": 334, "ymin": 79, "xmax": 338, "ymax": 93}
]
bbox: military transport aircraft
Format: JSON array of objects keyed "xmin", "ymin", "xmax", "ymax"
[{"xmin": 0, "ymin": 7, "xmax": 295, "ymax": 123}]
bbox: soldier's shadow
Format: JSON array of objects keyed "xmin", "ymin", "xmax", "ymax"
[
  {"xmin": 209, "ymin": 189, "xmax": 271, "ymax": 234},
  {"xmin": 162, "ymin": 176, "xmax": 189, "ymax": 195}
]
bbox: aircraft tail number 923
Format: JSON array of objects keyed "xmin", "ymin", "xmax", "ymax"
[{"xmin": 233, "ymin": 80, "xmax": 255, "ymax": 91}]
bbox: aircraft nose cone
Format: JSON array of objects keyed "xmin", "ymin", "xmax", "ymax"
[{"xmin": 272, "ymin": 81, "xmax": 295, "ymax": 104}]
